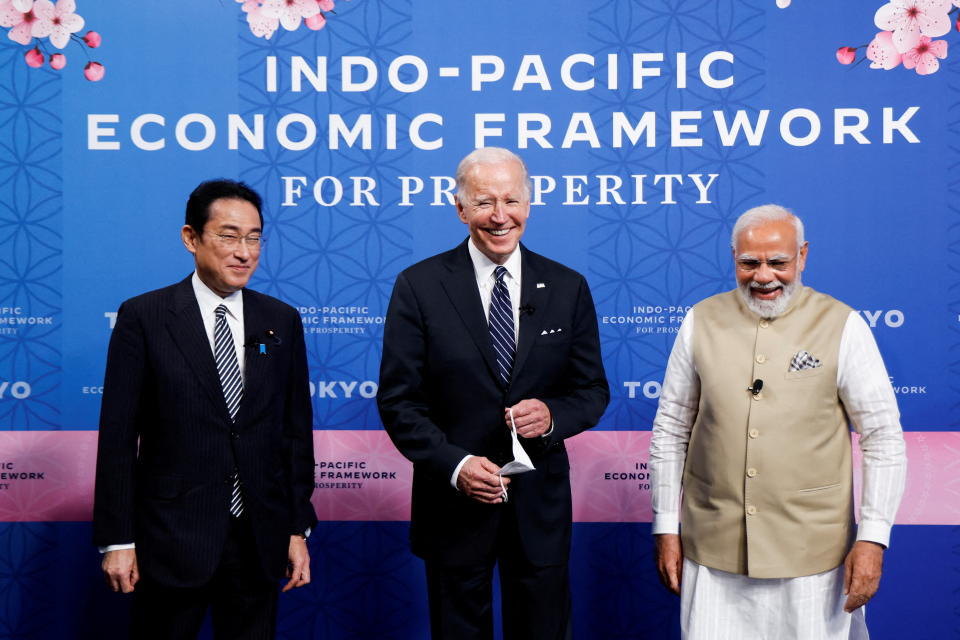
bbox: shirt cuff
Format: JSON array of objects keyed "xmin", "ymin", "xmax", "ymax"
[
  {"xmin": 99, "ymin": 543, "xmax": 136, "ymax": 553},
  {"xmin": 856, "ymin": 520, "xmax": 892, "ymax": 548},
  {"xmin": 450, "ymin": 454, "xmax": 473, "ymax": 490},
  {"xmin": 651, "ymin": 513, "xmax": 680, "ymax": 535}
]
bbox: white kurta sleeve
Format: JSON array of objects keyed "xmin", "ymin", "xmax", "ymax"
[
  {"xmin": 649, "ymin": 310, "xmax": 700, "ymax": 535},
  {"xmin": 837, "ymin": 311, "xmax": 907, "ymax": 548}
]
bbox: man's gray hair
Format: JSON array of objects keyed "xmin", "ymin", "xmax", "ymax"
[
  {"xmin": 731, "ymin": 204, "xmax": 805, "ymax": 250},
  {"xmin": 455, "ymin": 147, "xmax": 531, "ymax": 204}
]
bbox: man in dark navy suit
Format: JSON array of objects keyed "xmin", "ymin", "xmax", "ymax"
[
  {"xmin": 94, "ymin": 179, "xmax": 316, "ymax": 639},
  {"xmin": 377, "ymin": 148, "xmax": 609, "ymax": 639}
]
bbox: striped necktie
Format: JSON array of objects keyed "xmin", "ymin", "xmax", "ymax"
[
  {"xmin": 214, "ymin": 304, "xmax": 244, "ymax": 517},
  {"xmin": 488, "ymin": 266, "xmax": 516, "ymax": 386}
]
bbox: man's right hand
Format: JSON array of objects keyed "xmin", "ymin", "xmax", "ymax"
[
  {"xmin": 456, "ymin": 456, "xmax": 510, "ymax": 504},
  {"xmin": 102, "ymin": 548, "xmax": 139, "ymax": 593},
  {"xmin": 654, "ymin": 533, "xmax": 683, "ymax": 595}
]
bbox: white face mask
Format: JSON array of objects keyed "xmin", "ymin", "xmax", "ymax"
[
  {"xmin": 499, "ymin": 408, "xmax": 536, "ymax": 475},
  {"xmin": 497, "ymin": 408, "xmax": 536, "ymax": 502}
]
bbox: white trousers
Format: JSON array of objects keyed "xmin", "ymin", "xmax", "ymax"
[{"xmin": 681, "ymin": 558, "xmax": 869, "ymax": 640}]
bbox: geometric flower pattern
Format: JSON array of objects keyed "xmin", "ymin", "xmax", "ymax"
[
  {"xmin": 0, "ymin": 40, "xmax": 62, "ymax": 430},
  {"xmin": 587, "ymin": 0, "xmax": 766, "ymax": 430},
  {"xmin": 238, "ymin": 1, "xmax": 412, "ymax": 430}
]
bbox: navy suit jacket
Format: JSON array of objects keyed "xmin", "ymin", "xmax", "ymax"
[
  {"xmin": 93, "ymin": 276, "xmax": 316, "ymax": 588},
  {"xmin": 377, "ymin": 240, "xmax": 609, "ymax": 566}
]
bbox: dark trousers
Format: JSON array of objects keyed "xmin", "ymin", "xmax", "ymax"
[
  {"xmin": 424, "ymin": 506, "xmax": 573, "ymax": 640},
  {"xmin": 130, "ymin": 516, "xmax": 278, "ymax": 640}
]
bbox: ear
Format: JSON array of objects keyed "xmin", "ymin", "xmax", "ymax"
[
  {"xmin": 456, "ymin": 198, "xmax": 469, "ymax": 225},
  {"xmin": 797, "ymin": 241, "xmax": 809, "ymax": 272},
  {"xmin": 181, "ymin": 225, "xmax": 199, "ymax": 255}
]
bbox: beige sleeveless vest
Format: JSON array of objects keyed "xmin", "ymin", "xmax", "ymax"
[{"xmin": 682, "ymin": 286, "xmax": 854, "ymax": 578}]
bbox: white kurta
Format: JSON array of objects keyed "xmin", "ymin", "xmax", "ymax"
[{"xmin": 650, "ymin": 309, "xmax": 907, "ymax": 639}]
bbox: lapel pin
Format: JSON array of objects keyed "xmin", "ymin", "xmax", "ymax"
[{"xmin": 536, "ymin": 282, "xmax": 546, "ymax": 288}]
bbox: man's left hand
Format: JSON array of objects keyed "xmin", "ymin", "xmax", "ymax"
[
  {"xmin": 505, "ymin": 399, "xmax": 551, "ymax": 438},
  {"xmin": 843, "ymin": 540, "xmax": 884, "ymax": 612},
  {"xmin": 283, "ymin": 535, "xmax": 310, "ymax": 593}
]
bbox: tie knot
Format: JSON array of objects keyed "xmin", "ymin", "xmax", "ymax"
[
  {"xmin": 215, "ymin": 304, "xmax": 227, "ymax": 319},
  {"xmin": 494, "ymin": 266, "xmax": 508, "ymax": 283}
]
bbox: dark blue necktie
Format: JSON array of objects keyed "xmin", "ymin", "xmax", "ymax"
[{"xmin": 488, "ymin": 266, "xmax": 516, "ymax": 386}]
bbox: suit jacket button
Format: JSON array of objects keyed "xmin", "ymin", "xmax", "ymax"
[{"xmin": 230, "ymin": 431, "xmax": 239, "ymax": 439}]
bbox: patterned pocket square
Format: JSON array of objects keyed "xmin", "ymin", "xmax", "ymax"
[{"xmin": 789, "ymin": 350, "xmax": 821, "ymax": 372}]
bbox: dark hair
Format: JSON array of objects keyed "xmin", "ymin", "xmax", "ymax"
[{"xmin": 185, "ymin": 179, "xmax": 263, "ymax": 234}]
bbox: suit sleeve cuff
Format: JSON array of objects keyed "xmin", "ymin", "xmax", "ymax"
[
  {"xmin": 652, "ymin": 514, "xmax": 680, "ymax": 535},
  {"xmin": 99, "ymin": 543, "xmax": 136, "ymax": 554},
  {"xmin": 856, "ymin": 520, "xmax": 891, "ymax": 548},
  {"xmin": 451, "ymin": 454, "xmax": 472, "ymax": 490}
]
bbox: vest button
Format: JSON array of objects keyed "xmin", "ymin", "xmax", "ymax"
[
  {"xmin": 749, "ymin": 429, "xmax": 759, "ymax": 438},
  {"xmin": 746, "ymin": 505, "xmax": 757, "ymax": 515},
  {"xmin": 755, "ymin": 354, "xmax": 766, "ymax": 364},
  {"xmin": 759, "ymin": 319, "xmax": 769, "ymax": 328},
  {"xmin": 746, "ymin": 468, "xmax": 758, "ymax": 478}
]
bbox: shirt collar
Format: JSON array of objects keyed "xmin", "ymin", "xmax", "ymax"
[
  {"xmin": 467, "ymin": 238, "xmax": 522, "ymax": 285},
  {"xmin": 192, "ymin": 271, "xmax": 243, "ymax": 320}
]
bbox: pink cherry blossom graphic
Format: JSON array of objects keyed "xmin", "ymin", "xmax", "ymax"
[
  {"xmin": 24, "ymin": 45, "xmax": 42, "ymax": 66},
  {"xmin": 83, "ymin": 59, "xmax": 103, "ymax": 81},
  {"xmin": 304, "ymin": 11, "xmax": 326, "ymax": 30},
  {"xmin": 317, "ymin": 0, "xmax": 334, "ymax": 10},
  {"xmin": 902, "ymin": 34, "xmax": 948, "ymax": 73},
  {"xmin": 874, "ymin": 0, "xmax": 951, "ymax": 53},
  {"xmin": 81, "ymin": 28, "xmax": 98, "ymax": 46},
  {"xmin": 49, "ymin": 51, "xmax": 65, "ymax": 68},
  {"xmin": 239, "ymin": 0, "xmax": 279, "ymax": 39},
  {"xmin": 2, "ymin": 1, "xmax": 40, "ymax": 45},
  {"xmin": 31, "ymin": 0, "xmax": 84, "ymax": 49},
  {"xmin": 261, "ymin": 0, "xmax": 319, "ymax": 32},
  {"xmin": 836, "ymin": 46, "xmax": 857, "ymax": 64},
  {"xmin": 867, "ymin": 30, "xmax": 904, "ymax": 69}
]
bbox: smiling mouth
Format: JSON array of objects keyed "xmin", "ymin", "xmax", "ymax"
[
  {"xmin": 750, "ymin": 283, "xmax": 782, "ymax": 298},
  {"xmin": 485, "ymin": 228, "xmax": 512, "ymax": 237}
]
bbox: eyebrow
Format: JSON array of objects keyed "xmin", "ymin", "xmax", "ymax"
[
  {"xmin": 736, "ymin": 253, "xmax": 791, "ymax": 261},
  {"xmin": 216, "ymin": 224, "xmax": 262, "ymax": 233}
]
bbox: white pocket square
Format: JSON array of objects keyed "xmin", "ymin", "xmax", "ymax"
[
  {"xmin": 788, "ymin": 350, "xmax": 821, "ymax": 372},
  {"xmin": 540, "ymin": 328, "xmax": 563, "ymax": 335}
]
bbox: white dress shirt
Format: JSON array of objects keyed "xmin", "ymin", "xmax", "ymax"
[
  {"xmin": 191, "ymin": 271, "xmax": 246, "ymax": 381},
  {"xmin": 449, "ymin": 240, "xmax": 522, "ymax": 488},
  {"xmin": 650, "ymin": 307, "xmax": 907, "ymax": 639}
]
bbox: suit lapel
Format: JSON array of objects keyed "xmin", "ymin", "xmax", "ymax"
[
  {"xmin": 439, "ymin": 241, "xmax": 503, "ymax": 387},
  {"xmin": 167, "ymin": 277, "xmax": 232, "ymax": 425},
  {"xmin": 512, "ymin": 247, "xmax": 549, "ymax": 381},
  {"xmin": 236, "ymin": 290, "xmax": 269, "ymax": 427}
]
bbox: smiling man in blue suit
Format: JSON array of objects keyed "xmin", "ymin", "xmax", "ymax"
[
  {"xmin": 377, "ymin": 148, "xmax": 609, "ymax": 640},
  {"xmin": 93, "ymin": 179, "xmax": 317, "ymax": 639}
]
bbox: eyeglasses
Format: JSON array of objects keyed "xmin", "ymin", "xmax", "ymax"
[
  {"xmin": 736, "ymin": 254, "xmax": 797, "ymax": 273},
  {"xmin": 205, "ymin": 232, "xmax": 265, "ymax": 250}
]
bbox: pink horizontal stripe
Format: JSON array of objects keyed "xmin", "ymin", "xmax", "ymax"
[{"xmin": 0, "ymin": 430, "xmax": 956, "ymax": 524}]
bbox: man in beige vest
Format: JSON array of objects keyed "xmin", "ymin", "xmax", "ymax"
[{"xmin": 649, "ymin": 205, "xmax": 906, "ymax": 639}]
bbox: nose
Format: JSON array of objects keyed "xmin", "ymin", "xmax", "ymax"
[
  {"xmin": 753, "ymin": 262, "xmax": 776, "ymax": 283},
  {"xmin": 233, "ymin": 240, "xmax": 252, "ymax": 260},
  {"xmin": 490, "ymin": 202, "xmax": 508, "ymax": 223}
]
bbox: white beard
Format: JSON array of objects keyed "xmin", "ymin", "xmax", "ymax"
[{"xmin": 738, "ymin": 276, "xmax": 801, "ymax": 318}]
